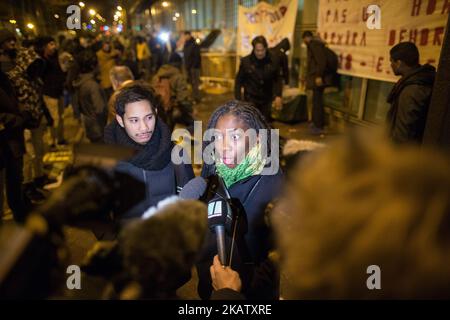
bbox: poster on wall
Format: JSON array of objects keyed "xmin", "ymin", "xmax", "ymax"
[
  {"xmin": 237, "ymin": 0, "xmax": 298, "ymax": 57},
  {"xmin": 317, "ymin": 0, "xmax": 448, "ymax": 82}
]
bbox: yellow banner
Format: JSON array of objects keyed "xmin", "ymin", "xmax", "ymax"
[
  {"xmin": 318, "ymin": 0, "xmax": 448, "ymax": 82},
  {"xmin": 237, "ymin": 0, "xmax": 298, "ymax": 57}
]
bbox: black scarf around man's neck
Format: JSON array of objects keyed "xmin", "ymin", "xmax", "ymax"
[{"xmin": 104, "ymin": 118, "xmax": 173, "ymax": 171}]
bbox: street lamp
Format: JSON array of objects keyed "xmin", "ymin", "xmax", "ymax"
[
  {"xmin": 191, "ymin": 9, "xmax": 197, "ymax": 14},
  {"xmin": 175, "ymin": 12, "xmax": 180, "ymax": 18},
  {"xmin": 9, "ymin": 19, "xmax": 16, "ymax": 24},
  {"xmin": 54, "ymin": 14, "xmax": 59, "ymax": 19},
  {"xmin": 117, "ymin": 6, "xmax": 122, "ymax": 11},
  {"xmin": 89, "ymin": 9, "xmax": 96, "ymax": 16},
  {"xmin": 27, "ymin": 23, "xmax": 34, "ymax": 29},
  {"xmin": 79, "ymin": 2, "xmax": 85, "ymax": 8},
  {"xmin": 90, "ymin": 19, "xmax": 96, "ymax": 24},
  {"xmin": 162, "ymin": 2, "xmax": 170, "ymax": 8}
]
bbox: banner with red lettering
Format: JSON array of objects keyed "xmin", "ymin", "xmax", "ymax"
[
  {"xmin": 237, "ymin": 0, "xmax": 298, "ymax": 57},
  {"xmin": 318, "ymin": 0, "xmax": 447, "ymax": 82}
]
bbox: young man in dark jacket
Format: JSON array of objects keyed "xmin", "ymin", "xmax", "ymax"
[
  {"xmin": 72, "ymin": 50, "xmax": 108, "ymax": 143},
  {"xmin": 183, "ymin": 31, "xmax": 202, "ymax": 102},
  {"xmin": 387, "ymin": 42, "xmax": 436, "ymax": 144},
  {"xmin": 302, "ymin": 31, "xmax": 337, "ymax": 135},
  {"xmin": 104, "ymin": 82, "xmax": 194, "ymax": 219},
  {"xmin": 235, "ymin": 36, "xmax": 283, "ymax": 121}
]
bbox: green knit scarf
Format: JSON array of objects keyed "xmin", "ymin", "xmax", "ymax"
[{"xmin": 215, "ymin": 144, "xmax": 266, "ymax": 188}]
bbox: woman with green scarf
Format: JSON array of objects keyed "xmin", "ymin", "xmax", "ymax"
[{"xmin": 196, "ymin": 100, "xmax": 283, "ymax": 300}]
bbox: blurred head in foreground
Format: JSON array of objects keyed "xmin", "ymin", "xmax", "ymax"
[
  {"xmin": 119, "ymin": 199, "xmax": 207, "ymax": 299},
  {"xmin": 274, "ymin": 130, "xmax": 450, "ymax": 299}
]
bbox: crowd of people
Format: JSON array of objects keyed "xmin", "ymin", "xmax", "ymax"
[
  {"xmin": 0, "ymin": 26, "xmax": 447, "ymax": 300},
  {"xmin": 0, "ymin": 29, "xmax": 201, "ymax": 222}
]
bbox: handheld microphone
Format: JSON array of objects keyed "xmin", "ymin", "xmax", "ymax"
[
  {"xmin": 207, "ymin": 197, "xmax": 233, "ymax": 266},
  {"xmin": 207, "ymin": 175, "xmax": 234, "ymax": 266}
]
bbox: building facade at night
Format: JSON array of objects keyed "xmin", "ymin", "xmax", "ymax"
[{"xmin": 134, "ymin": 0, "xmax": 446, "ymax": 129}]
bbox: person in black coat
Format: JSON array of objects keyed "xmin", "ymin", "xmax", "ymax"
[
  {"xmin": 386, "ymin": 42, "xmax": 436, "ymax": 144},
  {"xmin": 0, "ymin": 71, "xmax": 29, "ymax": 222},
  {"xmin": 183, "ymin": 31, "xmax": 202, "ymax": 102},
  {"xmin": 104, "ymin": 82, "xmax": 194, "ymax": 220},
  {"xmin": 195, "ymin": 100, "xmax": 283, "ymax": 300},
  {"xmin": 72, "ymin": 50, "xmax": 108, "ymax": 143},
  {"xmin": 35, "ymin": 36, "xmax": 67, "ymax": 146},
  {"xmin": 302, "ymin": 31, "xmax": 338, "ymax": 134},
  {"xmin": 235, "ymin": 36, "xmax": 283, "ymax": 121}
]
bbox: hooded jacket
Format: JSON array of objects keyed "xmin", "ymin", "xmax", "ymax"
[
  {"xmin": 72, "ymin": 72, "xmax": 107, "ymax": 118},
  {"xmin": 151, "ymin": 64, "xmax": 190, "ymax": 104},
  {"xmin": 7, "ymin": 47, "xmax": 45, "ymax": 128},
  {"xmin": 386, "ymin": 64, "xmax": 436, "ymax": 144},
  {"xmin": 305, "ymin": 37, "xmax": 338, "ymax": 89}
]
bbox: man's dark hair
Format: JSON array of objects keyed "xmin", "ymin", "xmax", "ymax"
[
  {"xmin": 184, "ymin": 31, "xmax": 191, "ymax": 36},
  {"xmin": 390, "ymin": 42, "xmax": 420, "ymax": 67},
  {"xmin": 77, "ymin": 50, "xmax": 98, "ymax": 73},
  {"xmin": 251, "ymin": 35, "xmax": 268, "ymax": 49},
  {"xmin": 114, "ymin": 81, "xmax": 161, "ymax": 117},
  {"xmin": 302, "ymin": 31, "xmax": 314, "ymax": 39}
]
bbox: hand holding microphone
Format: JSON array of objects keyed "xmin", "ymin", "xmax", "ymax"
[{"xmin": 210, "ymin": 255, "xmax": 242, "ymax": 292}]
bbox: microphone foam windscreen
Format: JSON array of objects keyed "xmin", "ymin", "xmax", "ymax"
[
  {"xmin": 119, "ymin": 199, "xmax": 208, "ymax": 292},
  {"xmin": 179, "ymin": 177, "xmax": 207, "ymax": 200}
]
